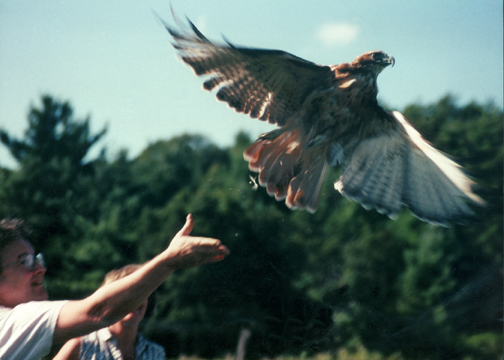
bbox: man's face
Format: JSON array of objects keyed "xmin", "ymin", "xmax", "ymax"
[{"xmin": 0, "ymin": 238, "xmax": 48, "ymax": 308}]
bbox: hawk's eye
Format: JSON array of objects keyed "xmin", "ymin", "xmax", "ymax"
[{"xmin": 373, "ymin": 53, "xmax": 383, "ymax": 61}]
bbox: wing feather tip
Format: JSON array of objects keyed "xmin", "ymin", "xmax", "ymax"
[{"xmin": 336, "ymin": 177, "xmax": 481, "ymax": 226}]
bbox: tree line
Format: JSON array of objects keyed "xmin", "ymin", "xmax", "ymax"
[{"xmin": 0, "ymin": 95, "xmax": 502, "ymax": 359}]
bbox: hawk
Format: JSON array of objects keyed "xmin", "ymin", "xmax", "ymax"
[{"xmin": 163, "ymin": 15, "xmax": 483, "ymax": 226}]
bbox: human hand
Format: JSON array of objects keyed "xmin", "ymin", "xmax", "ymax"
[{"xmin": 163, "ymin": 214, "xmax": 229, "ymax": 270}]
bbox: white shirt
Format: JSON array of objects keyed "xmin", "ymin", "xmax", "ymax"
[
  {"xmin": 79, "ymin": 327, "xmax": 166, "ymax": 360},
  {"xmin": 0, "ymin": 300, "xmax": 67, "ymax": 360}
]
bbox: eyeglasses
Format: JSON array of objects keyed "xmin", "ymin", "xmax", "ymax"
[{"xmin": 3, "ymin": 253, "xmax": 45, "ymax": 271}]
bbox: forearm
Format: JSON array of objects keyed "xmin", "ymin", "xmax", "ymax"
[
  {"xmin": 85, "ymin": 253, "xmax": 174, "ymax": 323},
  {"xmin": 52, "ymin": 214, "xmax": 228, "ymax": 345},
  {"xmin": 54, "ymin": 252, "xmax": 174, "ymax": 343}
]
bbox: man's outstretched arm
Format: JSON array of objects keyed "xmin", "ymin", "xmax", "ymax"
[{"xmin": 53, "ymin": 214, "xmax": 229, "ymax": 344}]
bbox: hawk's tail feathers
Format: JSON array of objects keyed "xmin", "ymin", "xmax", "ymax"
[
  {"xmin": 286, "ymin": 157, "xmax": 327, "ymax": 213},
  {"xmin": 244, "ymin": 129, "xmax": 326, "ymax": 213}
]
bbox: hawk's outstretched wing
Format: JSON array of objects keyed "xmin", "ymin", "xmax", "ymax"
[
  {"xmin": 164, "ymin": 14, "xmax": 484, "ymax": 226},
  {"xmin": 164, "ymin": 18, "xmax": 334, "ymax": 128},
  {"xmin": 333, "ymin": 111, "xmax": 483, "ymax": 226}
]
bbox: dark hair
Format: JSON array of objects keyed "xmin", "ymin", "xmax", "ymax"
[
  {"xmin": 0, "ymin": 219, "xmax": 31, "ymax": 273},
  {"xmin": 101, "ymin": 264, "xmax": 157, "ymax": 318}
]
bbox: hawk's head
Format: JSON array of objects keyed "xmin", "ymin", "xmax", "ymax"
[{"xmin": 352, "ymin": 50, "xmax": 395, "ymax": 75}]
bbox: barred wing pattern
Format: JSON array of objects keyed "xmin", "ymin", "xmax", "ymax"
[
  {"xmin": 166, "ymin": 19, "xmax": 334, "ymax": 128},
  {"xmin": 334, "ymin": 111, "xmax": 483, "ymax": 225}
]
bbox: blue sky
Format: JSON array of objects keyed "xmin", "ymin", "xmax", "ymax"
[{"xmin": 0, "ymin": 0, "xmax": 502, "ymax": 169}]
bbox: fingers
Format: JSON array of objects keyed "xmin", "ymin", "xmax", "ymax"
[
  {"xmin": 197, "ymin": 240, "xmax": 230, "ymax": 256},
  {"xmin": 194, "ymin": 237, "xmax": 224, "ymax": 247},
  {"xmin": 166, "ymin": 214, "xmax": 230, "ymax": 269},
  {"xmin": 189, "ymin": 239, "xmax": 230, "ymax": 255},
  {"xmin": 218, "ymin": 245, "xmax": 230, "ymax": 255},
  {"xmin": 211, "ymin": 254, "xmax": 226, "ymax": 262},
  {"xmin": 204, "ymin": 244, "xmax": 230, "ymax": 263},
  {"xmin": 193, "ymin": 244, "xmax": 230, "ymax": 265},
  {"xmin": 176, "ymin": 214, "xmax": 194, "ymax": 237},
  {"xmin": 214, "ymin": 245, "xmax": 230, "ymax": 257}
]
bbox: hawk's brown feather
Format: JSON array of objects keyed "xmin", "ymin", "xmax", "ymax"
[{"xmin": 163, "ymin": 16, "xmax": 483, "ymax": 226}]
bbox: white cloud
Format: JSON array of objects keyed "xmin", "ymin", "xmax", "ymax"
[
  {"xmin": 315, "ymin": 22, "xmax": 360, "ymax": 46},
  {"xmin": 194, "ymin": 15, "xmax": 208, "ymax": 34}
]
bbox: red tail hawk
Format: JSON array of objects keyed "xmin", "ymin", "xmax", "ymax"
[{"xmin": 163, "ymin": 15, "xmax": 483, "ymax": 226}]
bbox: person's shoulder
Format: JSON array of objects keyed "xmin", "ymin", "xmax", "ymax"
[
  {"xmin": 0, "ymin": 305, "xmax": 11, "ymax": 321},
  {"xmin": 17, "ymin": 300, "xmax": 68, "ymax": 312},
  {"xmin": 0, "ymin": 300, "xmax": 67, "ymax": 323}
]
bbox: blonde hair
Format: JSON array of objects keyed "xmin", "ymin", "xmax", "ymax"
[
  {"xmin": 101, "ymin": 264, "xmax": 142, "ymax": 287},
  {"xmin": 102, "ymin": 264, "xmax": 157, "ymax": 317}
]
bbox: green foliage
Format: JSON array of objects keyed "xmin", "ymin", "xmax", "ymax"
[{"xmin": 0, "ymin": 94, "xmax": 501, "ymax": 359}]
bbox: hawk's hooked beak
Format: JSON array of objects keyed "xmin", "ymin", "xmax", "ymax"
[
  {"xmin": 388, "ymin": 55, "xmax": 395, "ymax": 67},
  {"xmin": 371, "ymin": 52, "xmax": 395, "ymax": 68},
  {"xmin": 382, "ymin": 53, "xmax": 395, "ymax": 67}
]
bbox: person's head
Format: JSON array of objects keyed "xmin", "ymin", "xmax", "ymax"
[
  {"xmin": 102, "ymin": 264, "xmax": 157, "ymax": 324},
  {"xmin": 0, "ymin": 219, "xmax": 47, "ymax": 307}
]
